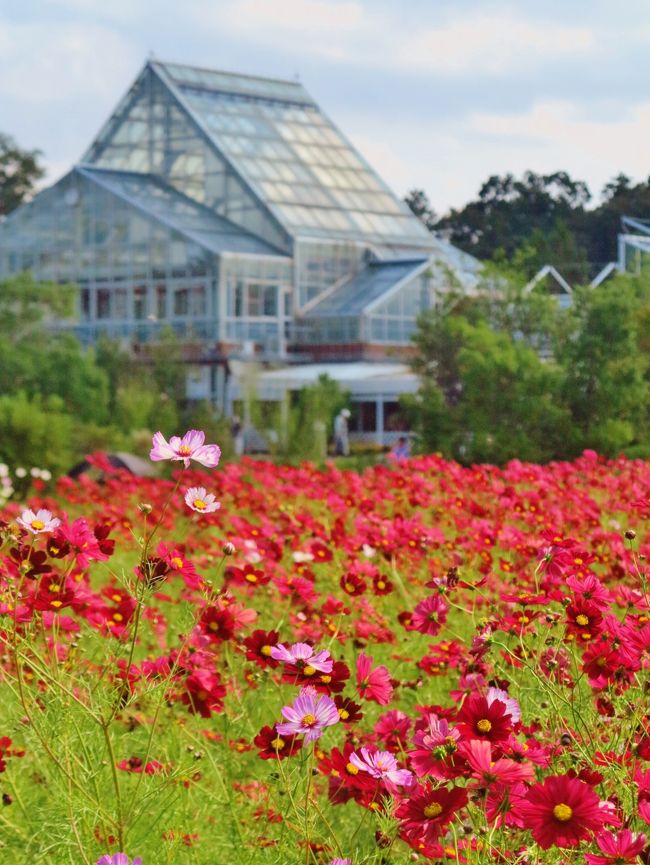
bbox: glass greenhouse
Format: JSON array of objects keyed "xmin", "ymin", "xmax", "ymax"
[{"xmin": 0, "ymin": 59, "xmax": 479, "ymax": 428}]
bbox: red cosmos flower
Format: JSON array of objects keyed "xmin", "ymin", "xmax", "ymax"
[
  {"xmin": 8, "ymin": 545, "xmax": 52, "ymax": 580},
  {"xmin": 565, "ymin": 600, "xmax": 604, "ymax": 642},
  {"xmin": 181, "ymin": 670, "xmax": 226, "ymax": 718},
  {"xmin": 32, "ymin": 576, "xmax": 76, "ymax": 612},
  {"xmin": 396, "ymin": 782, "xmax": 467, "ymax": 849},
  {"xmin": 584, "ymin": 829, "xmax": 647, "ymax": 864},
  {"xmin": 407, "ymin": 595, "xmax": 449, "ymax": 637},
  {"xmin": 309, "ymin": 541, "xmax": 332, "ymax": 563},
  {"xmin": 372, "ymin": 574, "xmax": 394, "ymax": 595},
  {"xmin": 333, "ymin": 696, "xmax": 363, "ymax": 724},
  {"xmin": 319, "ymin": 743, "xmax": 376, "ymax": 805},
  {"xmin": 456, "ymin": 693, "xmax": 514, "ymax": 742},
  {"xmin": 340, "ymin": 573, "xmax": 366, "ymax": 596},
  {"xmin": 517, "ymin": 774, "xmax": 606, "ymax": 849},
  {"xmin": 253, "ymin": 725, "xmax": 302, "ymax": 760},
  {"xmin": 226, "ymin": 566, "xmax": 270, "ymax": 588},
  {"xmin": 117, "ymin": 757, "xmax": 166, "ymax": 774},
  {"xmin": 243, "ymin": 630, "xmax": 280, "ymax": 668},
  {"xmin": 199, "ymin": 606, "xmax": 236, "ymax": 643},
  {"xmin": 356, "ymin": 653, "xmax": 393, "ymax": 705}
]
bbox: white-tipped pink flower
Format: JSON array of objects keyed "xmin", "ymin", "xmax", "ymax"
[
  {"xmin": 270, "ymin": 642, "xmax": 333, "ymax": 673},
  {"xmin": 150, "ymin": 429, "xmax": 221, "ymax": 469},
  {"xmin": 487, "ymin": 686, "xmax": 521, "ymax": 723},
  {"xmin": 17, "ymin": 508, "xmax": 60, "ymax": 534},
  {"xmin": 184, "ymin": 487, "xmax": 221, "ymax": 513},
  {"xmin": 276, "ymin": 686, "xmax": 340, "ymax": 743},
  {"xmin": 349, "ymin": 747, "xmax": 413, "ymax": 788}
]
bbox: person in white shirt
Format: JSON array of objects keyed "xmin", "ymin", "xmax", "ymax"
[{"xmin": 333, "ymin": 408, "xmax": 351, "ymax": 456}]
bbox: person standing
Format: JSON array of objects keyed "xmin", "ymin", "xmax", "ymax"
[
  {"xmin": 333, "ymin": 408, "xmax": 351, "ymax": 456},
  {"xmin": 231, "ymin": 414, "xmax": 244, "ymax": 457}
]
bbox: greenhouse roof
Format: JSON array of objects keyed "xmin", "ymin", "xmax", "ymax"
[
  {"xmin": 303, "ymin": 257, "xmax": 430, "ymax": 317},
  {"xmin": 77, "ymin": 166, "xmax": 283, "ymax": 257},
  {"xmin": 151, "ymin": 60, "xmax": 434, "ymax": 247}
]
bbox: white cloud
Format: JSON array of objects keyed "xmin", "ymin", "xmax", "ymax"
[
  {"xmin": 396, "ymin": 15, "xmax": 595, "ymax": 73},
  {"xmin": 198, "ymin": 1, "xmax": 596, "ymax": 74},
  {"xmin": 0, "ymin": 19, "xmax": 138, "ymax": 104},
  {"xmin": 219, "ymin": 0, "xmax": 364, "ymax": 34}
]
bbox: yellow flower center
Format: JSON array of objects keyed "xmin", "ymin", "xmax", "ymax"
[
  {"xmin": 376, "ymin": 581, "xmax": 386, "ymax": 589},
  {"xmin": 271, "ymin": 737, "xmax": 285, "ymax": 750},
  {"xmin": 553, "ymin": 803, "xmax": 573, "ymax": 822},
  {"xmin": 245, "ymin": 573, "xmax": 258, "ymax": 583},
  {"xmin": 261, "ymin": 645, "xmax": 273, "ymax": 656},
  {"xmin": 111, "ymin": 593, "xmax": 122, "ymax": 602},
  {"xmin": 320, "ymin": 674, "xmax": 331, "ymax": 683},
  {"xmin": 50, "ymin": 584, "xmax": 61, "ymax": 592},
  {"xmin": 301, "ymin": 714, "xmax": 316, "ymax": 726},
  {"xmin": 344, "ymin": 583, "xmax": 356, "ymax": 593},
  {"xmin": 476, "ymin": 719, "xmax": 492, "ymax": 733},
  {"xmin": 346, "ymin": 762, "xmax": 359, "ymax": 775},
  {"xmin": 338, "ymin": 709, "xmax": 349, "ymax": 720},
  {"xmin": 193, "ymin": 499, "xmax": 207, "ymax": 511},
  {"xmin": 303, "ymin": 665, "xmax": 316, "ymax": 676},
  {"xmin": 51, "ymin": 600, "xmax": 63, "ymax": 608},
  {"xmin": 575, "ymin": 614, "xmax": 589, "ymax": 626},
  {"xmin": 423, "ymin": 802, "xmax": 443, "ymax": 818},
  {"xmin": 31, "ymin": 520, "xmax": 45, "ymax": 530},
  {"xmin": 171, "ymin": 557, "xmax": 183, "ymax": 569},
  {"xmin": 113, "ymin": 613, "xmax": 123, "ymax": 622},
  {"xmin": 178, "ymin": 445, "xmax": 192, "ymax": 455}
]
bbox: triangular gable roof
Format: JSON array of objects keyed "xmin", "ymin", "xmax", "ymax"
[
  {"xmin": 149, "ymin": 60, "xmax": 435, "ymax": 248},
  {"xmin": 77, "ymin": 165, "xmax": 285, "ymax": 257}
]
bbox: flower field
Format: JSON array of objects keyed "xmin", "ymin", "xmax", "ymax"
[{"xmin": 0, "ymin": 440, "xmax": 649, "ymax": 865}]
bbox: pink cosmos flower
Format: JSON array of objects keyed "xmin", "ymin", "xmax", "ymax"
[
  {"xmin": 276, "ymin": 686, "xmax": 339, "ymax": 743},
  {"xmin": 270, "ymin": 642, "xmax": 333, "ymax": 673},
  {"xmin": 409, "ymin": 594, "xmax": 448, "ymax": 636},
  {"xmin": 356, "ymin": 653, "xmax": 393, "ymax": 705},
  {"xmin": 184, "ymin": 487, "xmax": 221, "ymax": 513},
  {"xmin": 584, "ymin": 829, "xmax": 647, "ymax": 864},
  {"xmin": 95, "ymin": 855, "xmax": 142, "ymax": 865},
  {"xmin": 327, "ymin": 860, "xmax": 351, "ymax": 865},
  {"xmin": 349, "ymin": 747, "xmax": 413, "ymax": 789},
  {"xmin": 150, "ymin": 429, "xmax": 221, "ymax": 469},
  {"xmin": 17, "ymin": 508, "xmax": 60, "ymax": 534},
  {"xmin": 460, "ymin": 739, "xmax": 535, "ymax": 785}
]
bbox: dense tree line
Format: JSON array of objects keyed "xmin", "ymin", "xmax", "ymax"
[{"xmin": 405, "ymin": 171, "xmax": 650, "ymax": 282}]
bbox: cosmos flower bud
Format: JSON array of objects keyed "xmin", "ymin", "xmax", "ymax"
[
  {"xmin": 223, "ymin": 542, "xmax": 236, "ymax": 556},
  {"xmin": 138, "ymin": 503, "xmax": 153, "ymax": 515}
]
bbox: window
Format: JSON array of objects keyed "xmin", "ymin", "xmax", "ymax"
[
  {"xmin": 97, "ymin": 289, "xmax": 111, "ymax": 319},
  {"xmin": 174, "ymin": 288, "xmax": 189, "ymax": 316},
  {"xmin": 133, "ymin": 286, "xmax": 146, "ymax": 320}
]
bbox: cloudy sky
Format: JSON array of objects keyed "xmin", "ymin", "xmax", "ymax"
[{"xmin": 2, "ymin": 0, "xmax": 650, "ymax": 213}]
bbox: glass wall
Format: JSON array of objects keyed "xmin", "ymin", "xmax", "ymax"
[
  {"xmin": 365, "ymin": 272, "xmax": 431, "ymax": 343},
  {"xmin": 221, "ymin": 254, "xmax": 292, "ymax": 354},
  {"xmin": 295, "ymin": 239, "xmax": 365, "ymax": 308},
  {"xmin": 0, "ymin": 170, "xmax": 219, "ymax": 344}
]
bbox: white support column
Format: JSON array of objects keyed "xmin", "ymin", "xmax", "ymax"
[{"xmin": 376, "ymin": 398, "xmax": 384, "ymax": 447}]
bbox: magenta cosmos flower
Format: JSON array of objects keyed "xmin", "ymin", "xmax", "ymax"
[
  {"xmin": 150, "ymin": 429, "xmax": 221, "ymax": 469},
  {"xmin": 349, "ymin": 747, "xmax": 413, "ymax": 788},
  {"xmin": 270, "ymin": 642, "xmax": 333, "ymax": 673},
  {"xmin": 17, "ymin": 508, "xmax": 60, "ymax": 534},
  {"xmin": 184, "ymin": 487, "xmax": 221, "ymax": 513},
  {"xmin": 95, "ymin": 855, "xmax": 142, "ymax": 865},
  {"xmin": 276, "ymin": 686, "xmax": 339, "ymax": 743}
]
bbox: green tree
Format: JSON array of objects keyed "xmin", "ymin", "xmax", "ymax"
[
  {"xmin": 559, "ymin": 277, "xmax": 649, "ymax": 454},
  {"xmin": 0, "ymin": 134, "xmax": 45, "ymax": 216}
]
